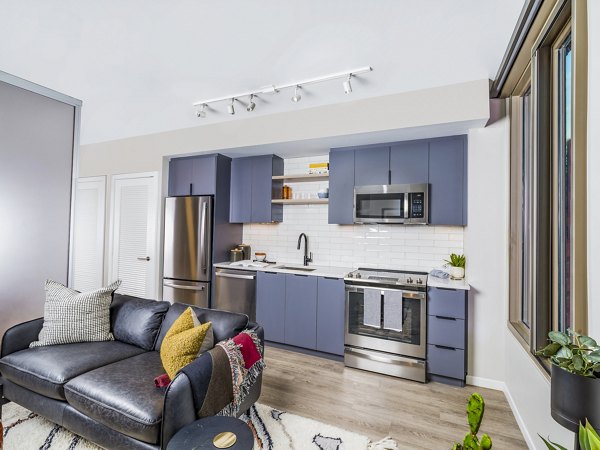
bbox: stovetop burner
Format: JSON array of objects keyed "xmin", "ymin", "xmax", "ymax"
[{"xmin": 344, "ymin": 267, "xmax": 428, "ymax": 288}]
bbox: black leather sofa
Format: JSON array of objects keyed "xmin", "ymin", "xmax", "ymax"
[{"xmin": 0, "ymin": 294, "xmax": 263, "ymax": 450}]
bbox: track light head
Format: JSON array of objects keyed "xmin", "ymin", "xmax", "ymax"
[
  {"xmin": 291, "ymin": 85, "xmax": 302, "ymax": 103},
  {"xmin": 343, "ymin": 74, "xmax": 353, "ymax": 94},
  {"xmin": 227, "ymin": 98, "xmax": 235, "ymax": 115},
  {"xmin": 196, "ymin": 104, "xmax": 207, "ymax": 118},
  {"xmin": 247, "ymin": 94, "xmax": 256, "ymax": 112}
]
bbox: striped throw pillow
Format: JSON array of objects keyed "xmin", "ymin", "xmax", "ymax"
[{"xmin": 30, "ymin": 279, "xmax": 121, "ymax": 347}]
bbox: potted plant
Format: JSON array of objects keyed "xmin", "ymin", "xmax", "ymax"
[
  {"xmin": 444, "ymin": 253, "xmax": 466, "ymax": 280},
  {"xmin": 540, "ymin": 419, "xmax": 600, "ymax": 450},
  {"xmin": 537, "ymin": 330, "xmax": 600, "ymax": 437},
  {"xmin": 452, "ymin": 393, "xmax": 492, "ymax": 449}
]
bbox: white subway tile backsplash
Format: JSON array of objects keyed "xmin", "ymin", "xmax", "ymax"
[{"xmin": 241, "ymin": 155, "xmax": 464, "ymax": 271}]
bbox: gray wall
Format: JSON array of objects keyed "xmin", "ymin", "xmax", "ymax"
[{"xmin": 0, "ymin": 77, "xmax": 78, "ymax": 337}]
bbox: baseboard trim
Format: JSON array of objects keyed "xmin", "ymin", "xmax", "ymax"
[
  {"xmin": 502, "ymin": 383, "xmax": 537, "ymax": 450},
  {"xmin": 466, "ymin": 375, "xmax": 505, "ymax": 391},
  {"xmin": 466, "ymin": 375, "xmax": 536, "ymax": 449}
]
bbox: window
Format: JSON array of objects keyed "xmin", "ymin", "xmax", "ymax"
[{"xmin": 508, "ymin": 0, "xmax": 587, "ymax": 366}]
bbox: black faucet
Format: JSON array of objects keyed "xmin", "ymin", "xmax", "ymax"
[{"xmin": 297, "ymin": 233, "xmax": 313, "ymax": 266}]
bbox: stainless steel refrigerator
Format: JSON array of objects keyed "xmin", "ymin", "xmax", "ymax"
[{"xmin": 163, "ymin": 196, "xmax": 213, "ymax": 307}]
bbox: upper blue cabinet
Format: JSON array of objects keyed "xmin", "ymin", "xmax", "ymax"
[
  {"xmin": 229, "ymin": 154, "xmax": 283, "ymax": 223},
  {"xmin": 168, "ymin": 154, "xmax": 217, "ymax": 196},
  {"xmin": 328, "ymin": 135, "xmax": 467, "ymax": 226}
]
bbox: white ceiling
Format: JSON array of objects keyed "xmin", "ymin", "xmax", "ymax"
[{"xmin": 0, "ymin": 1, "xmax": 524, "ymax": 145}]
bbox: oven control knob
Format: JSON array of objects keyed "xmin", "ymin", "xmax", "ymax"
[
  {"xmin": 416, "ymin": 279, "xmax": 423, "ymax": 285},
  {"xmin": 356, "ymin": 273, "xmax": 362, "ymax": 279},
  {"xmin": 347, "ymin": 272, "xmax": 354, "ymax": 278},
  {"xmin": 407, "ymin": 277, "xmax": 413, "ymax": 284}
]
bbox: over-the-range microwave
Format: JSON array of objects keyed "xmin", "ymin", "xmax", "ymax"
[{"xmin": 353, "ymin": 183, "xmax": 429, "ymax": 224}]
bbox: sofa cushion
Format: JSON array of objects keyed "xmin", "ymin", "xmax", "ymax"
[
  {"xmin": 0, "ymin": 341, "xmax": 145, "ymax": 400},
  {"xmin": 31, "ymin": 279, "xmax": 121, "ymax": 347},
  {"xmin": 155, "ymin": 303, "xmax": 248, "ymax": 350},
  {"xmin": 111, "ymin": 294, "xmax": 170, "ymax": 350},
  {"xmin": 64, "ymin": 352, "xmax": 166, "ymax": 444}
]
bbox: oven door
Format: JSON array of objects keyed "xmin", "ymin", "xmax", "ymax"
[{"xmin": 345, "ymin": 285, "xmax": 426, "ymax": 359}]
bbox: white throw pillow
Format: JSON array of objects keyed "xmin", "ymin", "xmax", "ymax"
[{"xmin": 30, "ymin": 279, "xmax": 121, "ymax": 347}]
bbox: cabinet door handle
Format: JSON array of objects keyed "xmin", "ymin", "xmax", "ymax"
[
  {"xmin": 435, "ymin": 315, "xmax": 456, "ymax": 321},
  {"xmin": 294, "ymin": 274, "xmax": 309, "ymax": 277},
  {"xmin": 137, "ymin": 256, "xmax": 151, "ymax": 261},
  {"xmin": 189, "ymin": 183, "xmax": 193, "ymax": 195},
  {"xmin": 324, "ymin": 277, "xmax": 341, "ymax": 280},
  {"xmin": 264, "ymin": 271, "xmax": 278, "ymax": 274},
  {"xmin": 434, "ymin": 344, "xmax": 456, "ymax": 351}
]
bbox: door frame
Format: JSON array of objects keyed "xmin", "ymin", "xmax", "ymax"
[{"xmin": 107, "ymin": 172, "xmax": 159, "ymax": 298}]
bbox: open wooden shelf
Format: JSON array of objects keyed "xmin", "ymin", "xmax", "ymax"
[
  {"xmin": 271, "ymin": 198, "xmax": 329, "ymax": 205},
  {"xmin": 272, "ymin": 173, "xmax": 329, "ymax": 183}
]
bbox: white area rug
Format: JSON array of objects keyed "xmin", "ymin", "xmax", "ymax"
[{"xmin": 2, "ymin": 402, "xmax": 385, "ymax": 449}]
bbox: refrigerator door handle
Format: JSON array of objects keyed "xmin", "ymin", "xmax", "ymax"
[
  {"xmin": 163, "ymin": 281, "xmax": 206, "ymax": 291},
  {"xmin": 199, "ymin": 201, "xmax": 208, "ymax": 274}
]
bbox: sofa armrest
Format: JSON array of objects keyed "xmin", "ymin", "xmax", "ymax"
[
  {"xmin": 1, "ymin": 318, "xmax": 44, "ymax": 358},
  {"xmin": 246, "ymin": 322, "xmax": 264, "ymax": 345},
  {"xmin": 161, "ymin": 371, "xmax": 196, "ymax": 450}
]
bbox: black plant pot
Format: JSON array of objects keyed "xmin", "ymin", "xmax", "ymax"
[{"xmin": 551, "ymin": 364, "xmax": 600, "ymax": 432}]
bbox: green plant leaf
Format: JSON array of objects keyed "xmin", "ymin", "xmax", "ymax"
[
  {"xmin": 587, "ymin": 350, "xmax": 600, "ymax": 363},
  {"xmin": 480, "ymin": 434, "xmax": 492, "ymax": 449},
  {"xmin": 463, "ymin": 432, "xmax": 479, "ymax": 450},
  {"xmin": 583, "ymin": 420, "xmax": 600, "ymax": 450},
  {"xmin": 467, "ymin": 393, "xmax": 485, "ymax": 434},
  {"xmin": 573, "ymin": 354, "xmax": 585, "ymax": 372},
  {"xmin": 579, "ymin": 336, "xmax": 598, "ymax": 348},
  {"xmin": 538, "ymin": 343, "xmax": 562, "ymax": 357},
  {"xmin": 556, "ymin": 346, "xmax": 573, "ymax": 359},
  {"xmin": 549, "ymin": 331, "xmax": 570, "ymax": 346},
  {"xmin": 538, "ymin": 435, "xmax": 568, "ymax": 450}
]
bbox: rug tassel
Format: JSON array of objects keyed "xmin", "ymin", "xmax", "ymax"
[
  {"xmin": 368, "ymin": 436, "xmax": 399, "ymax": 450},
  {"xmin": 1, "ymin": 421, "xmax": 4, "ymax": 450}
]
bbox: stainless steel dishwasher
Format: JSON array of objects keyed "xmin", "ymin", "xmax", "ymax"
[{"xmin": 214, "ymin": 268, "xmax": 257, "ymax": 321}]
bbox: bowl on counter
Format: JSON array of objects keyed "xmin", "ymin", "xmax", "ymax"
[
  {"xmin": 317, "ymin": 188, "xmax": 329, "ymax": 199},
  {"xmin": 255, "ymin": 252, "xmax": 267, "ymax": 262}
]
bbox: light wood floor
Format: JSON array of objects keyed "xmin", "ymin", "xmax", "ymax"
[{"xmin": 260, "ymin": 346, "xmax": 526, "ymax": 449}]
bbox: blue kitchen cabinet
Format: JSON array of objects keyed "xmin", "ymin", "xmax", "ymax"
[
  {"xmin": 427, "ymin": 287, "xmax": 468, "ymax": 386},
  {"xmin": 256, "ymin": 271, "xmax": 286, "ymax": 343},
  {"xmin": 284, "ymin": 274, "xmax": 318, "ymax": 349},
  {"xmin": 229, "ymin": 157, "xmax": 253, "ymax": 223},
  {"xmin": 316, "ymin": 277, "xmax": 345, "ymax": 356},
  {"xmin": 429, "ymin": 136, "xmax": 467, "ymax": 225},
  {"xmin": 354, "ymin": 146, "xmax": 390, "ymax": 186},
  {"xmin": 328, "ymin": 149, "xmax": 355, "ymax": 225},
  {"xmin": 229, "ymin": 154, "xmax": 283, "ymax": 223},
  {"xmin": 191, "ymin": 155, "xmax": 217, "ymax": 195},
  {"xmin": 168, "ymin": 154, "xmax": 217, "ymax": 196},
  {"xmin": 168, "ymin": 157, "xmax": 194, "ymax": 196},
  {"xmin": 390, "ymin": 141, "xmax": 429, "ymax": 184}
]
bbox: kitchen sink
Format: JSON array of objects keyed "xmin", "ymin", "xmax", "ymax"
[{"xmin": 274, "ymin": 265, "xmax": 316, "ymax": 272}]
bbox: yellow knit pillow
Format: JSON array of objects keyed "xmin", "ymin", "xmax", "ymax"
[{"xmin": 160, "ymin": 307, "xmax": 212, "ymax": 379}]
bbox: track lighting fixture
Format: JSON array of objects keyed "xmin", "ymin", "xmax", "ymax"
[
  {"xmin": 291, "ymin": 85, "xmax": 302, "ymax": 103},
  {"xmin": 192, "ymin": 66, "xmax": 372, "ymax": 117},
  {"xmin": 247, "ymin": 94, "xmax": 256, "ymax": 112},
  {"xmin": 343, "ymin": 74, "xmax": 353, "ymax": 94},
  {"xmin": 196, "ymin": 104, "xmax": 207, "ymax": 118}
]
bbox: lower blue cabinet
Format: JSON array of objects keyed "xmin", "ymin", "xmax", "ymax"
[
  {"xmin": 256, "ymin": 272, "xmax": 286, "ymax": 343},
  {"xmin": 284, "ymin": 274, "xmax": 318, "ymax": 349},
  {"xmin": 316, "ymin": 277, "xmax": 345, "ymax": 356}
]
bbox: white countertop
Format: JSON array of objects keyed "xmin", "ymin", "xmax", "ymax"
[
  {"xmin": 214, "ymin": 261, "xmax": 471, "ymax": 290},
  {"xmin": 427, "ymin": 276, "xmax": 470, "ymax": 291},
  {"xmin": 214, "ymin": 261, "xmax": 352, "ymax": 279}
]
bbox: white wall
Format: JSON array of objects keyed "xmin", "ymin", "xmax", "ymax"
[{"xmin": 243, "ymin": 155, "xmax": 464, "ymax": 270}]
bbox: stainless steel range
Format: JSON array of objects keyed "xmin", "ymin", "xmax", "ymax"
[{"xmin": 344, "ymin": 268, "xmax": 427, "ymax": 382}]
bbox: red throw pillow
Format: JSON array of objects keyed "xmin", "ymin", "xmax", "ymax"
[{"xmin": 233, "ymin": 333, "xmax": 262, "ymax": 369}]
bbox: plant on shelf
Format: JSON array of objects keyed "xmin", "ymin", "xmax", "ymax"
[
  {"xmin": 536, "ymin": 330, "xmax": 600, "ymax": 378},
  {"xmin": 444, "ymin": 253, "xmax": 466, "ymax": 280},
  {"xmin": 539, "ymin": 419, "xmax": 600, "ymax": 450},
  {"xmin": 452, "ymin": 393, "xmax": 492, "ymax": 450}
]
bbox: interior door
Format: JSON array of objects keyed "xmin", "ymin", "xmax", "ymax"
[
  {"xmin": 71, "ymin": 176, "xmax": 106, "ymax": 291},
  {"xmin": 109, "ymin": 173, "xmax": 158, "ymax": 298}
]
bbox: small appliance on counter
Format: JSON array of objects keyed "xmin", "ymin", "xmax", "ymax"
[{"xmin": 344, "ymin": 267, "xmax": 428, "ymax": 383}]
